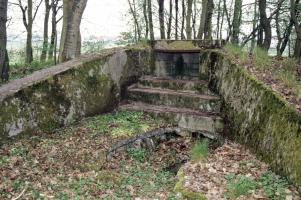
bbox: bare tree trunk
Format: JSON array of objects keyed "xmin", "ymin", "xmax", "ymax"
[
  {"xmin": 258, "ymin": 0, "xmax": 271, "ymax": 50},
  {"xmin": 48, "ymin": 2, "xmax": 56, "ymax": 60},
  {"xmin": 186, "ymin": 0, "xmax": 193, "ymax": 39},
  {"xmin": 167, "ymin": 0, "xmax": 173, "ymax": 39},
  {"xmin": 0, "ymin": 0, "xmax": 9, "ymax": 82},
  {"xmin": 148, "ymin": 0, "xmax": 154, "ymax": 40},
  {"xmin": 279, "ymin": 21, "xmax": 293, "ymax": 56},
  {"xmin": 26, "ymin": 0, "xmax": 33, "ymax": 64},
  {"xmin": 158, "ymin": 0, "xmax": 165, "ymax": 39},
  {"xmin": 216, "ymin": 0, "xmax": 222, "ymax": 40},
  {"xmin": 59, "ymin": 0, "xmax": 87, "ymax": 63},
  {"xmin": 223, "ymin": 0, "xmax": 232, "ymax": 41},
  {"xmin": 197, "ymin": 0, "xmax": 208, "ymax": 39},
  {"xmin": 290, "ymin": 0, "xmax": 301, "ymax": 58},
  {"xmin": 18, "ymin": 0, "xmax": 42, "ymax": 64},
  {"xmin": 250, "ymin": 0, "xmax": 257, "ymax": 53},
  {"xmin": 219, "ymin": 1, "xmax": 225, "ymax": 40},
  {"xmin": 192, "ymin": 0, "xmax": 197, "ymax": 39},
  {"xmin": 231, "ymin": 0, "xmax": 242, "ymax": 44},
  {"xmin": 143, "ymin": 0, "xmax": 149, "ymax": 39},
  {"xmin": 48, "ymin": 0, "xmax": 61, "ymax": 60},
  {"xmin": 128, "ymin": 0, "xmax": 141, "ymax": 41},
  {"xmin": 175, "ymin": 0, "xmax": 179, "ymax": 39},
  {"xmin": 41, "ymin": 0, "xmax": 51, "ymax": 62},
  {"xmin": 181, "ymin": 0, "xmax": 185, "ymax": 39},
  {"xmin": 204, "ymin": 0, "xmax": 214, "ymax": 40}
]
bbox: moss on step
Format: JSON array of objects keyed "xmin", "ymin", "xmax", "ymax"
[{"xmin": 174, "ymin": 168, "xmax": 206, "ymax": 200}]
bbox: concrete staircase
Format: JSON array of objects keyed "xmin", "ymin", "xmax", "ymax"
[{"xmin": 120, "ymin": 76, "xmax": 224, "ymax": 137}]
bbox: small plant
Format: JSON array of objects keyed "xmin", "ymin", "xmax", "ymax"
[
  {"xmin": 225, "ymin": 175, "xmax": 257, "ymax": 199},
  {"xmin": 127, "ymin": 148, "xmax": 147, "ymax": 163},
  {"xmin": 258, "ymin": 171, "xmax": 291, "ymax": 199},
  {"xmin": 253, "ymin": 47, "xmax": 272, "ymax": 71},
  {"xmin": 190, "ymin": 139, "xmax": 209, "ymax": 161},
  {"xmin": 0, "ymin": 156, "xmax": 9, "ymax": 166},
  {"xmin": 9, "ymin": 147, "xmax": 26, "ymax": 156}
]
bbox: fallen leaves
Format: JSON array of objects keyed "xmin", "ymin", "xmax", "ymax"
[{"xmin": 179, "ymin": 141, "xmax": 301, "ymax": 200}]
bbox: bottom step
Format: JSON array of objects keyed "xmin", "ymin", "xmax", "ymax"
[{"xmin": 119, "ymin": 102, "xmax": 224, "ymax": 136}]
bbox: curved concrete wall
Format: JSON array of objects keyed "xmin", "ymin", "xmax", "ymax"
[{"xmin": 0, "ymin": 47, "xmax": 151, "ymax": 140}]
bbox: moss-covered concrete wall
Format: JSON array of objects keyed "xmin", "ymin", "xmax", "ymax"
[
  {"xmin": 200, "ymin": 50, "xmax": 301, "ymax": 186},
  {"xmin": 0, "ymin": 47, "xmax": 151, "ymax": 140}
]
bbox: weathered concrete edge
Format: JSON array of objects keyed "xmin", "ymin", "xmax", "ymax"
[
  {"xmin": 0, "ymin": 46, "xmax": 151, "ymax": 140},
  {"xmin": 200, "ymin": 50, "xmax": 301, "ymax": 186},
  {"xmin": 174, "ymin": 167, "xmax": 206, "ymax": 200}
]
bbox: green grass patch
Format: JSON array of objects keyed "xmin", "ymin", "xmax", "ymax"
[
  {"xmin": 281, "ymin": 57, "xmax": 298, "ymax": 72},
  {"xmin": 253, "ymin": 47, "xmax": 272, "ymax": 71},
  {"xmin": 224, "ymin": 44, "xmax": 248, "ymax": 63},
  {"xmin": 127, "ymin": 148, "xmax": 147, "ymax": 163},
  {"xmin": 225, "ymin": 174, "xmax": 257, "ymax": 199},
  {"xmin": 224, "ymin": 171, "xmax": 294, "ymax": 199},
  {"xmin": 85, "ymin": 111, "xmax": 162, "ymax": 138},
  {"xmin": 190, "ymin": 139, "xmax": 209, "ymax": 161},
  {"xmin": 9, "ymin": 59, "xmax": 55, "ymax": 80}
]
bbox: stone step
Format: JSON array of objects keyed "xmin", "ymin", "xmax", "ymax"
[
  {"xmin": 138, "ymin": 76, "xmax": 214, "ymax": 95},
  {"xmin": 119, "ymin": 102, "xmax": 224, "ymax": 135},
  {"xmin": 127, "ymin": 86, "xmax": 221, "ymax": 113}
]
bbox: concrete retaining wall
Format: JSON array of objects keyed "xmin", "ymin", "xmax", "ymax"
[
  {"xmin": 200, "ymin": 50, "xmax": 301, "ymax": 186},
  {"xmin": 0, "ymin": 47, "xmax": 151, "ymax": 140}
]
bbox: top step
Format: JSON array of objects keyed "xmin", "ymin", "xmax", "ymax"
[{"xmin": 138, "ymin": 76, "xmax": 214, "ymax": 95}]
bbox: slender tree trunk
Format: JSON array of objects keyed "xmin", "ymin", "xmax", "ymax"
[
  {"xmin": 279, "ymin": 21, "xmax": 293, "ymax": 56},
  {"xmin": 26, "ymin": 0, "xmax": 33, "ymax": 64},
  {"xmin": 231, "ymin": 0, "xmax": 242, "ymax": 44},
  {"xmin": 0, "ymin": 0, "xmax": 9, "ymax": 82},
  {"xmin": 216, "ymin": 0, "xmax": 222, "ymax": 40},
  {"xmin": 148, "ymin": 0, "xmax": 154, "ymax": 40},
  {"xmin": 41, "ymin": 0, "xmax": 51, "ymax": 62},
  {"xmin": 204, "ymin": 0, "xmax": 214, "ymax": 40},
  {"xmin": 258, "ymin": 0, "xmax": 271, "ymax": 50},
  {"xmin": 175, "ymin": 0, "xmax": 179, "ymax": 39},
  {"xmin": 143, "ymin": 0, "xmax": 149, "ymax": 39},
  {"xmin": 59, "ymin": 0, "xmax": 87, "ymax": 63},
  {"xmin": 290, "ymin": 0, "xmax": 301, "ymax": 58},
  {"xmin": 250, "ymin": 0, "xmax": 258, "ymax": 53},
  {"xmin": 49, "ymin": 0, "xmax": 61, "ymax": 61},
  {"xmin": 181, "ymin": 0, "xmax": 185, "ymax": 39},
  {"xmin": 197, "ymin": 0, "xmax": 208, "ymax": 39},
  {"xmin": 128, "ymin": 0, "xmax": 141, "ymax": 41},
  {"xmin": 167, "ymin": 0, "xmax": 173, "ymax": 39},
  {"xmin": 192, "ymin": 0, "xmax": 197, "ymax": 39},
  {"xmin": 158, "ymin": 0, "xmax": 165, "ymax": 39},
  {"xmin": 223, "ymin": 0, "xmax": 232, "ymax": 41},
  {"xmin": 186, "ymin": 0, "xmax": 193, "ymax": 39},
  {"xmin": 48, "ymin": 1, "xmax": 56, "ymax": 60},
  {"xmin": 219, "ymin": 1, "xmax": 225, "ymax": 40}
]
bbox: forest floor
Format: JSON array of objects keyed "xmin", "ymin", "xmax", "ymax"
[
  {"xmin": 224, "ymin": 45, "xmax": 301, "ymax": 113},
  {"xmin": 0, "ymin": 111, "xmax": 300, "ymax": 199}
]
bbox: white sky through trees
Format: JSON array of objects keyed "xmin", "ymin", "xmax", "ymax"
[
  {"xmin": 7, "ymin": 0, "xmax": 129, "ymax": 47},
  {"xmin": 7, "ymin": 0, "xmax": 257, "ymax": 48}
]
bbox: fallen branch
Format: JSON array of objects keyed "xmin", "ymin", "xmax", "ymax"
[
  {"xmin": 12, "ymin": 185, "xmax": 27, "ymax": 200},
  {"xmin": 106, "ymin": 127, "xmax": 180, "ymax": 161}
]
